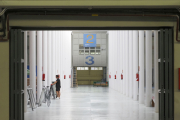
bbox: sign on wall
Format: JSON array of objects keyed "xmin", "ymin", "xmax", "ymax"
[
  {"xmin": 83, "ymin": 34, "xmax": 96, "ymax": 47},
  {"xmin": 85, "ymin": 56, "xmax": 94, "ymax": 65}
]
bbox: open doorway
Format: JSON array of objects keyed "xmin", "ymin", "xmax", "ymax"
[
  {"xmin": 9, "ymin": 28, "xmax": 173, "ymax": 120},
  {"xmin": 75, "ymin": 67, "xmax": 106, "ymax": 85}
]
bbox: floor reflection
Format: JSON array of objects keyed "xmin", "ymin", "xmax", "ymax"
[{"xmin": 25, "ymin": 85, "xmax": 159, "ymax": 120}]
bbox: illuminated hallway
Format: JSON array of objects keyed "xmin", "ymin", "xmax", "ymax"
[{"xmin": 25, "ymin": 86, "xmax": 158, "ymax": 120}]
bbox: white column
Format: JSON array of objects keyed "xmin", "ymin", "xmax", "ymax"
[
  {"xmin": 133, "ymin": 31, "xmax": 139, "ymax": 101},
  {"xmin": 57, "ymin": 31, "xmax": 60, "ymax": 75},
  {"xmin": 145, "ymin": 30, "xmax": 152, "ymax": 107},
  {"xmin": 42, "ymin": 31, "xmax": 47, "ymax": 87},
  {"xmin": 55, "ymin": 31, "xmax": 58, "ymax": 75},
  {"xmin": 47, "ymin": 31, "xmax": 51, "ymax": 87},
  {"xmin": 139, "ymin": 31, "xmax": 145, "ymax": 104},
  {"xmin": 120, "ymin": 31, "xmax": 123, "ymax": 94},
  {"xmin": 125, "ymin": 31, "xmax": 129, "ymax": 96},
  {"xmin": 118, "ymin": 31, "xmax": 121, "ymax": 92},
  {"xmin": 60, "ymin": 31, "xmax": 63, "ymax": 92},
  {"xmin": 114, "ymin": 31, "xmax": 117, "ymax": 90},
  {"xmin": 24, "ymin": 31, "xmax": 27, "ymax": 112},
  {"xmin": 51, "ymin": 31, "xmax": 54, "ymax": 84},
  {"xmin": 154, "ymin": 30, "xmax": 159, "ymax": 112},
  {"xmin": 54, "ymin": 32, "xmax": 56, "ymax": 79},
  {"xmin": 37, "ymin": 31, "xmax": 42, "ymax": 103},
  {"xmin": 123, "ymin": 31, "xmax": 126, "ymax": 95},
  {"xmin": 62, "ymin": 31, "xmax": 65, "ymax": 92},
  {"xmin": 129, "ymin": 31, "xmax": 133, "ymax": 98},
  {"xmin": 116, "ymin": 31, "xmax": 118, "ymax": 91},
  {"xmin": 51, "ymin": 31, "xmax": 56, "ymax": 83},
  {"xmin": 29, "ymin": 31, "xmax": 36, "ymax": 100},
  {"xmin": 112, "ymin": 31, "xmax": 114, "ymax": 89}
]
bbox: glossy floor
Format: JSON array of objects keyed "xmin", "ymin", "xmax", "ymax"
[{"xmin": 25, "ymin": 86, "xmax": 159, "ymax": 120}]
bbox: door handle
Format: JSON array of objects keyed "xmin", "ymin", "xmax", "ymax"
[
  {"xmin": 21, "ymin": 90, "xmax": 24, "ymax": 94},
  {"xmin": 158, "ymin": 89, "xmax": 166, "ymax": 93},
  {"xmin": 158, "ymin": 89, "xmax": 161, "ymax": 93}
]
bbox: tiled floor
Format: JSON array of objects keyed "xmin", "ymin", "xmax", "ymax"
[{"xmin": 25, "ymin": 86, "xmax": 159, "ymax": 120}]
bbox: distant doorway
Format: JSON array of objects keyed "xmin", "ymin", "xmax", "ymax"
[{"xmin": 76, "ymin": 67, "xmax": 106, "ymax": 85}]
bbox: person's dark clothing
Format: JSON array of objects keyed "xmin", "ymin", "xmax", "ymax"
[{"xmin": 56, "ymin": 78, "xmax": 61, "ymax": 91}]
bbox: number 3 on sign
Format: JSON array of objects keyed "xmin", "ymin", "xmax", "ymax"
[
  {"xmin": 86, "ymin": 35, "xmax": 94, "ymax": 43},
  {"xmin": 85, "ymin": 56, "xmax": 94, "ymax": 65}
]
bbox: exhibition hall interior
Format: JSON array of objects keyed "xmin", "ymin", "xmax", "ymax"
[{"xmin": 22, "ymin": 30, "xmax": 160, "ymax": 120}]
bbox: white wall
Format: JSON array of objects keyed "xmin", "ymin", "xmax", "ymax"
[
  {"xmin": 72, "ymin": 31, "xmax": 107, "ymax": 67},
  {"xmin": 41, "ymin": 31, "xmax": 71, "ymax": 92},
  {"xmin": 27, "ymin": 31, "xmax": 72, "ymax": 100},
  {"xmin": 55, "ymin": 31, "xmax": 72, "ymax": 92},
  {"xmin": 108, "ymin": 31, "xmax": 119, "ymax": 90},
  {"xmin": 108, "ymin": 31, "xmax": 124, "ymax": 91},
  {"xmin": 108, "ymin": 30, "xmax": 159, "ymax": 110}
]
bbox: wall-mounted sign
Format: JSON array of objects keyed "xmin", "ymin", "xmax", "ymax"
[
  {"xmin": 83, "ymin": 34, "xmax": 96, "ymax": 47},
  {"xmin": 85, "ymin": 56, "xmax": 94, "ymax": 65}
]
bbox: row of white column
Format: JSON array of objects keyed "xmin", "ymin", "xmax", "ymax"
[
  {"xmin": 108, "ymin": 30, "xmax": 159, "ymax": 112},
  {"xmin": 24, "ymin": 31, "xmax": 72, "ymax": 112}
]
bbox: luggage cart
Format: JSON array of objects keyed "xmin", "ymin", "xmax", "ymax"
[
  {"xmin": 27, "ymin": 88, "xmax": 37, "ymax": 111},
  {"xmin": 38, "ymin": 85, "xmax": 55, "ymax": 107}
]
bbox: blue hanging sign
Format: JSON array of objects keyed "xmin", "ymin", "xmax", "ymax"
[{"xmin": 83, "ymin": 34, "xmax": 96, "ymax": 47}]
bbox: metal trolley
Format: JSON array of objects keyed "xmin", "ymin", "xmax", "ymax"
[{"xmin": 38, "ymin": 85, "xmax": 55, "ymax": 107}]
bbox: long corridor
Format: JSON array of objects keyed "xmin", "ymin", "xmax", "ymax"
[{"xmin": 25, "ymin": 86, "xmax": 158, "ymax": 120}]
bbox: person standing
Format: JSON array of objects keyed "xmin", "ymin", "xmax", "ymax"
[{"xmin": 51, "ymin": 75, "xmax": 61, "ymax": 99}]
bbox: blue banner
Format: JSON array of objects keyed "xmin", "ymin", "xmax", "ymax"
[
  {"xmin": 83, "ymin": 34, "xmax": 96, "ymax": 47},
  {"xmin": 27, "ymin": 65, "xmax": 37, "ymax": 78}
]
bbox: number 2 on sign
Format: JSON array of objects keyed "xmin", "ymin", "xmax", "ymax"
[{"xmin": 86, "ymin": 35, "xmax": 94, "ymax": 43}]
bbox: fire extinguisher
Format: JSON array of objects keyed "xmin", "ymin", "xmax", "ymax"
[
  {"xmin": 136, "ymin": 73, "xmax": 139, "ymax": 81},
  {"xmin": 121, "ymin": 74, "xmax": 123, "ymax": 80},
  {"xmin": 115, "ymin": 75, "xmax": 116, "ymax": 79},
  {"xmin": 42, "ymin": 74, "xmax": 45, "ymax": 87},
  {"xmin": 42, "ymin": 74, "xmax": 45, "ymax": 81}
]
